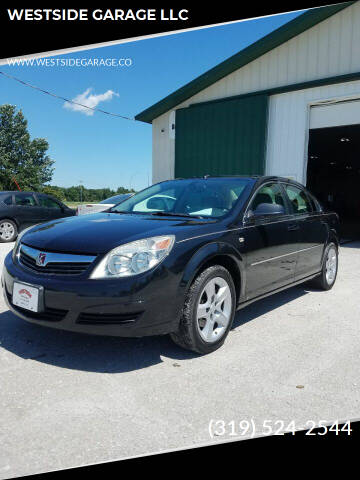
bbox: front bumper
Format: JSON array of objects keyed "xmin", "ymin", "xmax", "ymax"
[{"xmin": 2, "ymin": 252, "xmax": 183, "ymax": 337}]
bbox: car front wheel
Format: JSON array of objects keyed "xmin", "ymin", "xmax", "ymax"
[
  {"xmin": 0, "ymin": 219, "xmax": 17, "ymax": 243},
  {"xmin": 170, "ymin": 265, "xmax": 236, "ymax": 354}
]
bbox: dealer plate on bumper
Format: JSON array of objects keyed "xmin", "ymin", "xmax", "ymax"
[{"xmin": 12, "ymin": 282, "xmax": 41, "ymax": 312}]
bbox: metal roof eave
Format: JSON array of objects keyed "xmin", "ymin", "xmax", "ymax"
[{"xmin": 135, "ymin": 2, "xmax": 355, "ymax": 124}]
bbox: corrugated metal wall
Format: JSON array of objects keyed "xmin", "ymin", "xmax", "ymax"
[
  {"xmin": 177, "ymin": 2, "xmax": 360, "ymax": 106},
  {"xmin": 152, "ymin": 1, "xmax": 360, "ymax": 183},
  {"xmin": 174, "ymin": 95, "xmax": 268, "ymax": 178},
  {"xmin": 266, "ymin": 79, "xmax": 360, "ymax": 184}
]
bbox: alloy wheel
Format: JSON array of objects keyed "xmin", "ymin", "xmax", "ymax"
[
  {"xmin": 0, "ymin": 222, "xmax": 15, "ymax": 241},
  {"xmin": 196, "ymin": 276, "xmax": 232, "ymax": 343},
  {"xmin": 325, "ymin": 247, "xmax": 337, "ymax": 285}
]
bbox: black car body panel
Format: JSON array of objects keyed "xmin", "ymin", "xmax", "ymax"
[
  {"xmin": 20, "ymin": 213, "xmax": 221, "ymax": 254},
  {"xmin": 1, "ymin": 176, "xmax": 340, "ymax": 337}
]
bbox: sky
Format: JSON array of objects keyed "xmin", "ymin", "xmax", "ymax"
[{"xmin": 0, "ymin": 9, "xmax": 303, "ymax": 192}]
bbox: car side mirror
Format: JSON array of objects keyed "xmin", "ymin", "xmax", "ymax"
[{"xmin": 254, "ymin": 203, "xmax": 285, "ymax": 216}]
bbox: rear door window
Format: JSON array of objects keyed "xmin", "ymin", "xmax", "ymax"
[
  {"xmin": 14, "ymin": 193, "xmax": 37, "ymax": 206},
  {"xmin": 284, "ymin": 185, "xmax": 313, "ymax": 214}
]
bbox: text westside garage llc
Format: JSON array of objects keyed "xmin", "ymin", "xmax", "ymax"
[{"xmin": 7, "ymin": 9, "xmax": 190, "ymax": 22}]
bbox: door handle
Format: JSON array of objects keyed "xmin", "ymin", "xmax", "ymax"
[{"xmin": 287, "ymin": 223, "xmax": 300, "ymax": 231}]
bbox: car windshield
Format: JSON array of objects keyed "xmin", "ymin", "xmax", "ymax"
[
  {"xmin": 100, "ymin": 194, "xmax": 131, "ymax": 204},
  {"xmin": 110, "ymin": 178, "xmax": 252, "ymax": 218}
]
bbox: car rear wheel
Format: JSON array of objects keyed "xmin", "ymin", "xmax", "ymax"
[
  {"xmin": 309, "ymin": 242, "xmax": 338, "ymax": 290},
  {"xmin": 170, "ymin": 265, "xmax": 236, "ymax": 354},
  {"xmin": 0, "ymin": 219, "xmax": 17, "ymax": 243}
]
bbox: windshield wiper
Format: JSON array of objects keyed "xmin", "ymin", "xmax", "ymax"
[
  {"xmin": 110, "ymin": 210, "xmax": 141, "ymax": 214},
  {"xmin": 150, "ymin": 211, "xmax": 204, "ymax": 219},
  {"xmin": 111, "ymin": 210, "xmax": 205, "ymax": 219}
]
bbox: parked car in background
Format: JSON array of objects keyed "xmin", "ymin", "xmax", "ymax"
[
  {"xmin": 76, "ymin": 193, "xmax": 133, "ymax": 216},
  {"xmin": 0, "ymin": 191, "xmax": 76, "ymax": 242},
  {"xmin": 2, "ymin": 176, "xmax": 340, "ymax": 354}
]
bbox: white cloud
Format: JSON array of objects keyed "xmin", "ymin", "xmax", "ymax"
[{"xmin": 63, "ymin": 88, "xmax": 119, "ymax": 116}]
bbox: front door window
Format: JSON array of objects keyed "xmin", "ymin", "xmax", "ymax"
[{"xmin": 250, "ymin": 183, "xmax": 286, "ymax": 216}]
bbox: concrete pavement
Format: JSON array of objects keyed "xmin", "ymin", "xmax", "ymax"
[{"xmin": 0, "ymin": 241, "xmax": 359, "ymax": 478}]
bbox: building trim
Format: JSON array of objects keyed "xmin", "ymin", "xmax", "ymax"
[
  {"xmin": 135, "ymin": 2, "xmax": 354, "ymax": 123},
  {"xmin": 186, "ymin": 71, "xmax": 360, "ymax": 108}
]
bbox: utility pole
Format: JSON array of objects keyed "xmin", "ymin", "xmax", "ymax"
[
  {"xmin": 129, "ymin": 172, "xmax": 139, "ymax": 192},
  {"xmin": 79, "ymin": 180, "xmax": 83, "ymax": 203}
]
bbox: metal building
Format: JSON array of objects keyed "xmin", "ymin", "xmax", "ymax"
[{"xmin": 136, "ymin": 1, "xmax": 360, "ymax": 237}]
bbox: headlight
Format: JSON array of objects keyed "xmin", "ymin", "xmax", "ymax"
[
  {"xmin": 12, "ymin": 225, "xmax": 37, "ymax": 261},
  {"xmin": 90, "ymin": 235, "xmax": 175, "ymax": 279}
]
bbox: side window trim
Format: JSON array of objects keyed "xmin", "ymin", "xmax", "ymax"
[
  {"xmin": 33, "ymin": 193, "xmax": 41, "ymax": 206},
  {"xmin": 278, "ymin": 183, "xmax": 294, "ymax": 215}
]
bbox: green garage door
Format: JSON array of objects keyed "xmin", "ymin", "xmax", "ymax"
[{"xmin": 175, "ymin": 94, "xmax": 269, "ymax": 178}]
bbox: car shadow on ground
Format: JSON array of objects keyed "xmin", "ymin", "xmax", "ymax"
[
  {"xmin": 231, "ymin": 285, "xmax": 310, "ymax": 330},
  {"xmin": 0, "ymin": 284, "xmax": 313, "ymax": 374}
]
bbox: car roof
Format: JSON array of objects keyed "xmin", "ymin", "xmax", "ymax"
[
  {"xmin": 252, "ymin": 175, "xmax": 306, "ymax": 187},
  {"xmin": 0, "ymin": 191, "xmax": 60, "ymax": 195},
  {"xmin": 0, "ymin": 190, "xmax": 36, "ymax": 194},
  {"xmin": 171, "ymin": 175, "xmax": 305, "ymax": 187}
]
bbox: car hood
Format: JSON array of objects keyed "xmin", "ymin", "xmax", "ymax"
[{"xmin": 21, "ymin": 212, "xmax": 217, "ymax": 254}]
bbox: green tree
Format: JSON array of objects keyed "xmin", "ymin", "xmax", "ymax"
[
  {"xmin": 42, "ymin": 185, "xmax": 66, "ymax": 202},
  {"xmin": 117, "ymin": 186, "xmax": 135, "ymax": 194},
  {"xmin": 0, "ymin": 104, "xmax": 54, "ymax": 190},
  {"xmin": 35, "ymin": 184, "xmax": 137, "ymax": 204}
]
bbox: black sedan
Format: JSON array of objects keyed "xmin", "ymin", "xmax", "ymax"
[
  {"xmin": 1, "ymin": 176, "xmax": 340, "ymax": 354},
  {"xmin": 0, "ymin": 191, "xmax": 75, "ymax": 242}
]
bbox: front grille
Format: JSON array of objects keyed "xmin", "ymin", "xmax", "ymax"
[
  {"xmin": 20, "ymin": 250, "xmax": 90, "ymax": 275},
  {"xmin": 19, "ymin": 244, "xmax": 96, "ymax": 276},
  {"xmin": 77, "ymin": 311, "xmax": 142, "ymax": 325},
  {"xmin": 7, "ymin": 290, "xmax": 67, "ymax": 322}
]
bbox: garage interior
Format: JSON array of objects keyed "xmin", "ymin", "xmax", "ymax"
[{"xmin": 307, "ymin": 123, "xmax": 360, "ymax": 240}]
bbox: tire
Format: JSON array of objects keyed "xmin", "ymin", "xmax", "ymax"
[
  {"xmin": 170, "ymin": 265, "xmax": 236, "ymax": 354},
  {"xmin": 0, "ymin": 219, "xmax": 18, "ymax": 243},
  {"xmin": 309, "ymin": 242, "xmax": 338, "ymax": 290}
]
